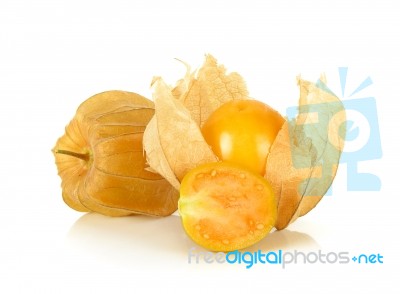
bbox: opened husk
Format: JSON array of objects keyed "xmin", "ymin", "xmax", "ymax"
[
  {"xmin": 143, "ymin": 56, "xmax": 345, "ymax": 229},
  {"xmin": 143, "ymin": 55, "xmax": 249, "ymax": 189},
  {"xmin": 265, "ymin": 77, "xmax": 346, "ymax": 230}
]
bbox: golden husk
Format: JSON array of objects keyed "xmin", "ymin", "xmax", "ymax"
[{"xmin": 53, "ymin": 90, "xmax": 179, "ymax": 216}]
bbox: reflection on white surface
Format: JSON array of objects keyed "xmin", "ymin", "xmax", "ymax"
[
  {"xmin": 246, "ymin": 228, "xmax": 320, "ymax": 252},
  {"xmin": 66, "ymin": 213, "xmax": 190, "ymax": 266},
  {"xmin": 66, "ymin": 212, "xmax": 320, "ymax": 267}
]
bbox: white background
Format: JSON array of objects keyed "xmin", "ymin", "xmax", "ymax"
[{"xmin": 1, "ymin": 0, "xmax": 399, "ymax": 293}]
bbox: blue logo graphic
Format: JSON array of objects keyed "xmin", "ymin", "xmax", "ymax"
[{"xmin": 286, "ymin": 67, "xmax": 382, "ymax": 193}]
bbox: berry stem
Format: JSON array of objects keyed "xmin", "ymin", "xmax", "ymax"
[{"xmin": 55, "ymin": 149, "xmax": 90, "ymax": 161}]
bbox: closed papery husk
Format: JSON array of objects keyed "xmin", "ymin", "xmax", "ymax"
[{"xmin": 53, "ymin": 90, "xmax": 179, "ymax": 216}]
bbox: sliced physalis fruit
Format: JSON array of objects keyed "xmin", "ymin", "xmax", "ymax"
[
  {"xmin": 179, "ymin": 162, "xmax": 277, "ymax": 252},
  {"xmin": 52, "ymin": 90, "xmax": 179, "ymax": 216},
  {"xmin": 202, "ymin": 100, "xmax": 285, "ymax": 176}
]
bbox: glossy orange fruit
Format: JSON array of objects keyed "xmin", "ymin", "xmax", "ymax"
[{"xmin": 201, "ymin": 100, "xmax": 285, "ymax": 175}]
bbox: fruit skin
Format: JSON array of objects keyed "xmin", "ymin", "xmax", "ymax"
[
  {"xmin": 179, "ymin": 162, "xmax": 277, "ymax": 252},
  {"xmin": 201, "ymin": 100, "xmax": 285, "ymax": 176},
  {"xmin": 53, "ymin": 90, "xmax": 179, "ymax": 216}
]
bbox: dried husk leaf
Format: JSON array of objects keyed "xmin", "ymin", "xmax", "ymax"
[
  {"xmin": 53, "ymin": 90, "xmax": 179, "ymax": 216},
  {"xmin": 265, "ymin": 77, "xmax": 346, "ymax": 230},
  {"xmin": 174, "ymin": 55, "xmax": 249, "ymax": 126},
  {"xmin": 143, "ymin": 55, "xmax": 249, "ymax": 188},
  {"xmin": 143, "ymin": 78, "xmax": 218, "ymax": 189}
]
